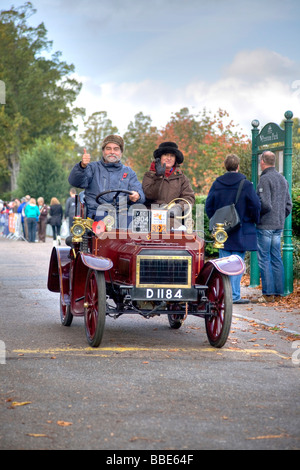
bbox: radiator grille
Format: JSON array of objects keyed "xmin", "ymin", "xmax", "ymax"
[{"xmin": 137, "ymin": 255, "xmax": 191, "ymax": 287}]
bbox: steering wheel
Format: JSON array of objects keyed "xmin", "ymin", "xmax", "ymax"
[
  {"xmin": 163, "ymin": 198, "xmax": 192, "ymax": 219},
  {"xmin": 95, "ymin": 189, "xmax": 133, "ymax": 205}
]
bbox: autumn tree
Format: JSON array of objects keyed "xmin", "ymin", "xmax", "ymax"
[
  {"xmin": 0, "ymin": 2, "xmax": 83, "ymax": 193},
  {"xmin": 159, "ymin": 108, "xmax": 250, "ymax": 194},
  {"xmin": 158, "ymin": 107, "xmax": 204, "ymax": 189}
]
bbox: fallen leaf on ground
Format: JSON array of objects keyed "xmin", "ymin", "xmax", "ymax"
[
  {"xmin": 242, "ymin": 276, "xmax": 300, "ymax": 311},
  {"xmin": 247, "ymin": 433, "xmax": 289, "ymax": 440},
  {"xmin": 56, "ymin": 420, "xmax": 72, "ymax": 427},
  {"xmin": 9, "ymin": 401, "xmax": 31, "ymax": 408}
]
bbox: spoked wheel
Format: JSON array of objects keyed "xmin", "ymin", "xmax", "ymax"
[
  {"xmin": 205, "ymin": 271, "xmax": 232, "ymax": 348},
  {"xmin": 84, "ymin": 269, "xmax": 106, "ymax": 347},
  {"xmin": 60, "ymin": 294, "xmax": 73, "ymax": 326},
  {"xmin": 168, "ymin": 313, "xmax": 184, "ymax": 329}
]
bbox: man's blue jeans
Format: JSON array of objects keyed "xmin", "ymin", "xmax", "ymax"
[
  {"xmin": 219, "ymin": 249, "xmax": 245, "ymax": 301},
  {"xmin": 256, "ymin": 229, "xmax": 284, "ymax": 296}
]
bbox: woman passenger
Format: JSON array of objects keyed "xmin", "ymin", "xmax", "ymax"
[{"xmin": 142, "ymin": 142, "xmax": 195, "ymax": 217}]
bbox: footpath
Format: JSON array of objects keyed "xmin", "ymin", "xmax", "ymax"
[{"xmin": 234, "ymin": 283, "xmax": 300, "ymax": 337}]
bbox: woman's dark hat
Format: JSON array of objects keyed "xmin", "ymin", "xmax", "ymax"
[{"xmin": 153, "ymin": 142, "xmax": 184, "ymax": 164}]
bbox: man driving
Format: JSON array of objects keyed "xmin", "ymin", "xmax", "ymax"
[{"xmin": 68, "ymin": 135, "xmax": 145, "ymax": 221}]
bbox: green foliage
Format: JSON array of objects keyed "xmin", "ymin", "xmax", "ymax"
[
  {"xmin": 15, "ymin": 138, "xmax": 69, "ymax": 204},
  {"xmin": 293, "ymin": 238, "xmax": 300, "ymax": 280},
  {"xmin": 193, "ymin": 195, "xmax": 218, "ymax": 257},
  {"xmin": 280, "ymin": 117, "xmax": 300, "ymax": 187},
  {"xmin": 292, "ymin": 188, "xmax": 300, "ymax": 237},
  {"xmin": 0, "ymin": 2, "xmax": 83, "ymax": 191}
]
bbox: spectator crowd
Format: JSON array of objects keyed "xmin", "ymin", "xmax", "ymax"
[{"xmin": 0, "ymin": 192, "xmax": 73, "ymax": 245}]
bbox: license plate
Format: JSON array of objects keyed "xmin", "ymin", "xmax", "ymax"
[{"xmin": 132, "ymin": 287, "xmax": 197, "ymax": 301}]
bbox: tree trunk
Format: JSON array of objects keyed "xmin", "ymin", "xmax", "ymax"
[{"xmin": 9, "ymin": 153, "xmax": 20, "ymax": 193}]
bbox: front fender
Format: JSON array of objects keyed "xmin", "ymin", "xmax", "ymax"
[
  {"xmin": 80, "ymin": 252, "xmax": 113, "ymax": 271},
  {"xmin": 197, "ymin": 255, "xmax": 245, "ymax": 285},
  {"xmin": 47, "ymin": 247, "xmax": 71, "ymax": 293},
  {"xmin": 71, "ymin": 252, "xmax": 113, "ymax": 315}
]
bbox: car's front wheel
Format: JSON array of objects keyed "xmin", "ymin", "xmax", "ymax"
[
  {"xmin": 205, "ymin": 271, "xmax": 232, "ymax": 348},
  {"xmin": 84, "ymin": 269, "xmax": 106, "ymax": 347}
]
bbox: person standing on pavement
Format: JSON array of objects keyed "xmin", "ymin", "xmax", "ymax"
[
  {"xmin": 49, "ymin": 197, "xmax": 63, "ymax": 246},
  {"xmin": 205, "ymin": 154, "xmax": 261, "ymax": 304},
  {"xmin": 37, "ymin": 197, "xmax": 48, "ymax": 242},
  {"xmin": 256, "ymin": 150, "xmax": 292, "ymax": 302},
  {"xmin": 24, "ymin": 197, "xmax": 40, "ymax": 243},
  {"xmin": 21, "ymin": 194, "xmax": 31, "ymax": 240},
  {"xmin": 17, "ymin": 197, "xmax": 27, "ymax": 238},
  {"xmin": 65, "ymin": 188, "xmax": 77, "ymax": 234}
]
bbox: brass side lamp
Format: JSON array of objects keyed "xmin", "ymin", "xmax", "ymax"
[
  {"xmin": 71, "ymin": 216, "xmax": 94, "ymax": 243},
  {"xmin": 212, "ymin": 223, "xmax": 228, "ymax": 249}
]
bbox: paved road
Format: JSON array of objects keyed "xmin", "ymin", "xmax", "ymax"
[{"xmin": 0, "ymin": 237, "xmax": 299, "ymax": 451}]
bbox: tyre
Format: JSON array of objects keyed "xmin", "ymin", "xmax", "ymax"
[
  {"xmin": 60, "ymin": 294, "xmax": 73, "ymax": 326},
  {"xmin": 168, "ymin": 313, "xmax": 183, "ymax": 329},
  {"xmin": 84, "ymin": 269, "xmax": 106, "ymax": 347},
  {"xmin": 205, "ymin": 271, "xmax": 232, "ymax": 348}
]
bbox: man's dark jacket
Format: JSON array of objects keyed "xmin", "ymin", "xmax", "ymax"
[
  {"xmin": 68, "ymin": 159, "xmax": 145, "ymax": 219},
  {"xmin": 205, "ymin": 172, "xmax": 261, "ymax": 252}
]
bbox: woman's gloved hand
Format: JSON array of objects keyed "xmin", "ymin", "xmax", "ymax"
[{"xmin": 155, "ymin": 158, "xmax": 166, "ymax": 177}]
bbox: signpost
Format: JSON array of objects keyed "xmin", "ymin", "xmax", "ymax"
[{"xmin": 250, "ymin": 111, "xmax": 294, "ymax": 295}]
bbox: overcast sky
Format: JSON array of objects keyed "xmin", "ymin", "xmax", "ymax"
[{"xmin": 4, "ymin": 0, "xmax": 300, "ymax": 137}]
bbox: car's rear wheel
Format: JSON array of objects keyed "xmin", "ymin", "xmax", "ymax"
[
  {"xmin": 205, "ymin": 271, "xmax": 232, "ymax": 348},
  {"xmin": 60, "ymin": 294, "xmax": 73, "ymax": 326},
  {"xmin": 84, "ymin": 269, "xmax": 106, "ymax": 347}
]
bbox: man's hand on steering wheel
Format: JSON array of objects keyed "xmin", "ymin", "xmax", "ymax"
[{"xmin": 128, "ymin": 191, "xmax": 140, "ymax": 203}]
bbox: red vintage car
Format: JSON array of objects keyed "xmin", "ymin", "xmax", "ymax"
[{"xmin": 47, "ymin": 190, "xmax": 245, "ymax": 348}]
